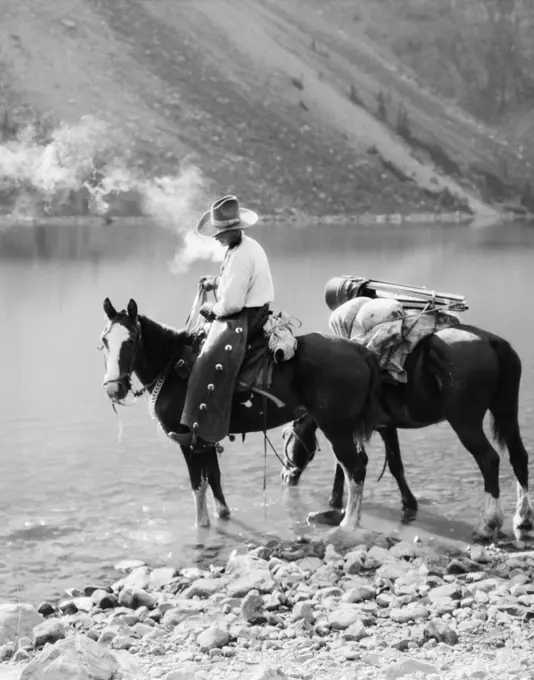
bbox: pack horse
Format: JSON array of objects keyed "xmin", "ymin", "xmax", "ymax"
[{"xmin": 281, "ymin": 275, "xmax": 534, "ymax": 543}]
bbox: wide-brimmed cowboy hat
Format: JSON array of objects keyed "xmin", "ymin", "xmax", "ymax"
[{"xmin": 196, "ymin": 195, "xmax": 259, "ymax": 238}]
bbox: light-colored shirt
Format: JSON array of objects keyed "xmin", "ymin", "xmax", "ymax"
[{"xmin": 212, "ymin": 234, "xmax": 274, "ymax": 317}]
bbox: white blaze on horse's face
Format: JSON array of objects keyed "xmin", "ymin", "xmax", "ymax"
[{"xmin": 102, "ymin": 322, "xmax": 131, "ymax": 398}]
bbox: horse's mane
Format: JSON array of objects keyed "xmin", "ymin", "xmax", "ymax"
[{"xmin": 138, "ymin": 314, "xmax": 203, "ymax": 356}]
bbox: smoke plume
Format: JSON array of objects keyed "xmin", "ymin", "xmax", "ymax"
[{"xmin": 0, "ymin": 115, "xmax": 224, "ymax": 269}]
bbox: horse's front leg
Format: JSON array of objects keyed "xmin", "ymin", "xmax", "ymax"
[
  {"xmin": 180, "ymin": 445, "xmax": 211, "ymax": 528},
  {"xmin": 203, "ymin": 444, "xmax": 231, "ymax": 520}
]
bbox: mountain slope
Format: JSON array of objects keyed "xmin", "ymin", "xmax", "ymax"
[{"xmin": 1, "ymin": 0, "xmax": 528, "ymax": 219}]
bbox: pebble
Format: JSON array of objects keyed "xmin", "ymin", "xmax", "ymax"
[{"xmin": 241, "ymin": 591, "xmax": 265, "ymax": 623}]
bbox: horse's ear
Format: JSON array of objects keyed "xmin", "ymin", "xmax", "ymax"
[
  {"xmin": 127, "ymin": 299, "xmax": 138, "ymax": 320},
  {"xmin": 103, "ymin": 298, "xmax": 117, "ymax": 320}
]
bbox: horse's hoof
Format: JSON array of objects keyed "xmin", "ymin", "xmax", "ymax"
[
  {"xmin": 513, "ymin": 524, "xmax": 534, "ymax": 542},
  {"xmin": 402, "ymin": 499, "xmax": 418, "ymax": 514},
  {"xmin": 306, "ymin": 509, "xmax": 344, "ymax": 526},
  {"xmin": 401, "ymin": 507, "xmax": 418, "ymax": 525},
  {"xmin": 513, "ymin": 512, "xmax": 534, "ymax": 537},
  {"xmin": 216, "ymin": 506, "xmax": 231, "ymax": 521},
  {"xmin": 280, "ymin": 469, "xmax": 301, "ymax": 487},
  {"xmin": 472, "ymin": 526, "xmax": 496, "ymax": 545}
]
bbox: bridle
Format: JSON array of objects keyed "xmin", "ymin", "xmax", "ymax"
[{"xmin": 99, "ymin": 319, "xmax": 163, "ymax": 407}]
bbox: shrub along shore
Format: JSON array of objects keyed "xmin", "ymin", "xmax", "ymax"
[{"xmin": 1, "ymin": 528, "xmax": 534, "ymax": 680}]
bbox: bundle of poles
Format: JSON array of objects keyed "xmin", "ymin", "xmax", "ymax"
[{"xmin": 324, "ymin": 275, "xmax": 469, "ymax": 312}]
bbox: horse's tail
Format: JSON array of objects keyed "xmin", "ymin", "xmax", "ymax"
[
  {"xmin": 355, "ymin": 349, "xmax": 382, "ymax": 442},
  {"xmin": 488, "ymin": 336, "xmax": 522, "ymax": 449}
]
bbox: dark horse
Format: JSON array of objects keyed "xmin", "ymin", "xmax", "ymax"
[
  {"xmin": 99, "ymin": 297, "xmax": 382, "ymax": 528},
  {"xmin": 281, "ymin": 304, "xmax": 534, "ymax": 541}
]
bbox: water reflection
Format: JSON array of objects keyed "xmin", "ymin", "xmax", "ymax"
[{"xmin": 1, "ymin": 218, "xmax": 534, "ymax": 603}]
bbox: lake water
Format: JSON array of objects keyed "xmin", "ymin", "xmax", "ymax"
[{"xmin": 1, "ymin": 218, "xmax": 534, "ymax": 604}]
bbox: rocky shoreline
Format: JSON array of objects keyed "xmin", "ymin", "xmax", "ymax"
[{"xmin": 1, "ymin": 529, "xmax": 533, "ymax": 680}]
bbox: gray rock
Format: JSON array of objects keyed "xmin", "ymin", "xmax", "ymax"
[
  {"xmin": 183, "ymin": 578, "xmax": 226, "ymax": 598},
  {"xmin": 376, "ymin": 562, "xmax": 415, "ymax": 581},
  {"xmin": 291, "ymin": 601, "xmax": 314, "ymax": 623},
  {"xmin": 33, "ymin": 618, "xmax": 66, "ymax": 647},
  {"xmin": 344, "ymin": 551, "xmax": 366, "ymax": 575},
  {"xmin": 0, "ymin": 604, "xmax": 44, "ymax": 646},
  {"xmin": 58, "ymin": 600, "xmax": 78, "ymax": 615},
  {"xmin": 110, "ymin": 635, "xmax": 133, "ymax": 650},
  {"xmin": 13, "ymin": 648, "xmax": 31, "ymax": 662},
  {"xmin": 91, "ymin": 589, "xmax": 118, "ymax": 610},
  {"xmin": 342, "ymin": 586, "xmax": 375, "ymax": 603},
  {"xmin": 467, "ymin": 578, "xmax": 503, "ymax": 593},
  {"xmin": 18, "ymin": 638, "xmax": 34, "ymax": 650},
  {"xmin": 37, "ymin": 602, "xmax": 55, "ymax": 617},
  {"xmin": 161, "ymin": 601, "xmax": 206, "ymax": 627},
  {"xmin": 328, "ymin": 606, "xmax": 362, "ymax": 630},
  {"xmin": 470, "ymin": 545, "xmax": 490, "ymax": 563},
  {"xmin": 98, "ymin": 628, "xmax": 118, "ymax": 646},
  {"xmin": 132, "ymin": 622, "xmax": 154, "ymax": 637},
  {"xmin": 457, "ymin": 619, "xmax": 483, "ymax": 633},
  {"xmin": 172, "ymin": 613, "xmax": 227, "ymax": 638},
  {"xmin": 226, "ymin": 552, "xmax": 269, "ymax": 576},
  {"xmin": 17, "ymin": 638, "xmax": 33, "ymax": 650},
  {"xmin": 163, "ymin": 667, "xmax": 203, "ymax": 680},
  {"xmin": 474, "ymin": 590, "xmax": 489, "ymax": 604},
  {"xmin": 424, "ymin": 619, "xmax": 459, "ymax": 645},
  {"xmin": 197, "ymin": 624, "xmax": 231, "ymax": 651},
  {"xmin": 72, "ymin": 597, "xmax": 93, "ymax": 613},
  {"xmin": 0, "ymin": 642, "xmax": 14, "ymax": 661},
  {"xmin": 148, "ymin": 567, "xmax": 178, "ymax": 590},
  {"xmin": 248, "ymin": 665, "xmax": 288, "ymax": 680},
  {"xmin": 248, "ymin": 546, "xmax": 272, "ymax": 561},
  {"xmin": 296, "ymin": 556, "xmax": 323, "ymax": 572},
  {"xmin": 382, "ymin": 658, "xmax": 437, "ymax": 678},
  {"xmin": 376, "ymin": 593, "xmax": 393, "ymax": 608},
  {"xmin": 366, "ymin": 546, "xmax": 395, "ymax": 566},
  {"xmin": 264, "ymin": 591, "xmax": 285, "ymax": 611},
  {"xmin": 389, "ymin": 605, "xmax": 429, "ymax": 623},
  {"xmin": 241, "ymin": 591, "xmax": 265, "ymax": 623},
  {"xmin": 389, "ymin": 541, "xmax": 417, "ymax": 560},
  {"xmin": 427, "ymin": 583, "xmax": 462, "ymax": 602},
  {"xmin": 227, "ymin": 569, "xmax": 275, "ymax": 597},
  {"xmin": 343, "ymin": 619, "xmax": 368, "ymax": 641},
  {"xmin": 118, "ymin": 586, "xmax": 156, "ymax": 610},
  {"xmin": 181, "ymin": 567, "xmax": 206, "ymax": 580},
  {"xmin": 19, "ymin": 633, "xmax": 141, "ymax": 679},
  {"xmin": 122, "ymin": 566, "xmax": 151, "ymax": 590}
]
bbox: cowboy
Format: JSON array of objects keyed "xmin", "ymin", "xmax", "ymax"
[{"xmin": 178, "ymin": 195, "xmax": 274, "ymax": 446}]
